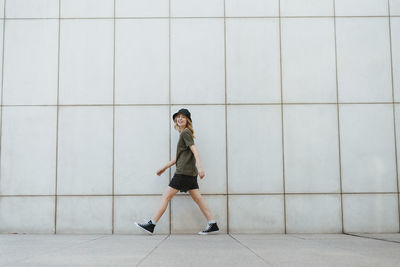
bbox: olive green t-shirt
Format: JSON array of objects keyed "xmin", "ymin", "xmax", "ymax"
[{"xmin": 175, "ymin": 128, "xmax": 198, "ymax": 176}]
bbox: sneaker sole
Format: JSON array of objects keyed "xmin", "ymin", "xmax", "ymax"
[
  {"xmin": 134, "ymin": 222, "xmax": 154, "ymax": 235},
  {"xmin": 198, "ymin": 230, "xmax": 219, "ymax": 235}
]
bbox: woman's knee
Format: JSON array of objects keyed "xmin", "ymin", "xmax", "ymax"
[
  {"xmin": 162, "ymin": 194, "xmax": 172, "ymax": 202},
  {"xmin": 163, "ymin": 188, "xmax": 177, "ymax": 201},
  {"xmin": 190, "ymin": 191, "xmax": 202, "ymax": 203}
]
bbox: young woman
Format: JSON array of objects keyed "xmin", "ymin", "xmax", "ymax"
[{"xmin": 135, "ymin": 108, "xmax": 219, "ymax": 235}]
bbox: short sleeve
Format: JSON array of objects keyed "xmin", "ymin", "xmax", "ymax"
[{"xmin": 181, "ymin": 129, "xmax": 194, "ymax": 147}]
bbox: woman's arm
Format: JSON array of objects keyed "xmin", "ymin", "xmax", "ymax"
[
  {"xmin": 189, "ymin": 145, "xmax": 205, "ymax": 179},
  {"xmin": 156, "ymin": 158, "xmax": 176, "ymax": 176}
]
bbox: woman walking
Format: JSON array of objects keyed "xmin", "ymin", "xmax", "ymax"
[{"xmin": 135, "ymin": 108, "xmax": 219, "ymax": 235}]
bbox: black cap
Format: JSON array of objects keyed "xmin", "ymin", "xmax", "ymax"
[{"xmin": 173, "ymin": 108, "xmax": 192, "ymax": 122}]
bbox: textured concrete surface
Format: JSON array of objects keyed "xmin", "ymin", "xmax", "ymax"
[{"xmin": 0, "ymin": 234, "xmax": 399, "ymax": 267}]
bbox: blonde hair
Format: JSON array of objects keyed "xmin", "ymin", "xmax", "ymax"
[{"xmin": 174, "ymin": 116, "xmax": 195, "ymax": 139}]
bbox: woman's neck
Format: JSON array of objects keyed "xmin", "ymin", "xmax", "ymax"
[{"xmin": 179, "ymin": 126, "xmax": 186, "ymax": 133}]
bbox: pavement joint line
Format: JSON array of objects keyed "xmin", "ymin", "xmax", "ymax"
[
  {"xmin": 304, "ymin": 234, "xmax": 400, "ymax": 260},
  {"xmin": 290, "ymin": 235, "xmax": 307, "ymax": 240},
  {"xmin": 135, "ymin": 234, "xmax": 170, "ymax": 267},
  {"xmin": 343, "ymin": 233, "xmax": 400, "ymax": 244},
  {"xmin": 228, "ymin": 234, "xmax": 273, "ymax": 267},
  {"xmin": 289, "ymin": 234, "xmax": 389, "ymax": 259},
  {"xmin": 2, "ymin": 235, "xmax": 109, "ymax": 267}
]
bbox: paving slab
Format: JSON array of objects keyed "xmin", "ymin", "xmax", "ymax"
[
  {"xmin": 0, "ymin": 234, "xmax": 103, "ymax": 266},
  {"xmin": 345, "ymin": 233, "xmax": 400, "ymax": 243},
  {"xmin": 231, "ymin": 234, "xmax": 400, "ymax": 267},
  {"xmin": 0, "ymin": 234, "xmax": 167, "ymax": 267},
  {"xmin": 138, "ymin": 234, "xmax": 269, "ymax": 267},
  {"xmin": 300, "ymin": 234, "xmax": 400, "ymax": 266},
  {"xmin": 1, "ymin": 234, "xmax": 400, "ymax": 267}
]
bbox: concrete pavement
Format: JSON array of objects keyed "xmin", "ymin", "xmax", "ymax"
[{"xmin": 1, "ymin": 233, "xmax": 399, "ymax": 266}]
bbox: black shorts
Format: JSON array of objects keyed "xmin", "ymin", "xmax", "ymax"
[{"xmin": 169, "ymin": 173, "xmax": 199, "ymax": 193}]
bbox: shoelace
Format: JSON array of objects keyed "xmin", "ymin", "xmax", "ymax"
[
  {"xmin": 140, "ymin": 220, "xmax": 152, "ymax": 226},
  {"xmin": 204, "ymin": 224, "xmax": 212, "ymax": 232}
]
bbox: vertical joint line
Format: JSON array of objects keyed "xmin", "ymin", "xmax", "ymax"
[
  {"xmin": 0, "ymin": 0, "xmax": 6, "ymax": 186},
  {"xmin": 111, "ymin": 0, "xmax": 116, "ymax": 235},
  {"xmin": 0, "ymin": 0, "xmax": 6, "ymax": 219},
  {"xmin": 54, "ymin": 0, "xmax": 61, "ymax": 234},
  {"xmin": 223, "ymin": 0, "xmax": 229, "ymax": 234},
  {"xmin": 278, "ymin": 0, "xmax": 287, "ymax": 234},
  {"xmin": 168, "ymin": 0, "xmax": 172, "ymax": 234},
  {"xmin": 333, "ymin": 0, "xmax": 345, "ymax": 234},
  {"xmin": 387, "ymin": 0, "xmax": 400, "ymax": 232}
]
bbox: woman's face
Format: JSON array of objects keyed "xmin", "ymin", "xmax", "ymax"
[{"xmin": 176, "ymin": 114, "xmax": 188, "ymax": 128}]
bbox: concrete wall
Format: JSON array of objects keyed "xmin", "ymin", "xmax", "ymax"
[{"xmin": 0, "ymin": 0, "xmax": 400, "ymax": 234}]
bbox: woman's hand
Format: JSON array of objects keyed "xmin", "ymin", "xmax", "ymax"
[
  {"xmin": 156, "ymin": 159, "xmax": 176, "ymax": 176},
  {"xmin": 190, "ymin": 145, "xmax": 205, "ymax": 179},
  {"xmin": 156, "ymin": 167, "xmax": 166, "ymax": 176},
  {"xmin": 198, "ymin": 168, "xmax": 205, "ymax": 179}
]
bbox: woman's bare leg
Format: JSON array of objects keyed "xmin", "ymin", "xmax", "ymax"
[
  {"xmin": 152, "ymin": 186, "xmax": 179, "ymax": 223},
  {"xmin": 188, "ymin": 189, "xmax": 214, "ymax": 221}
]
